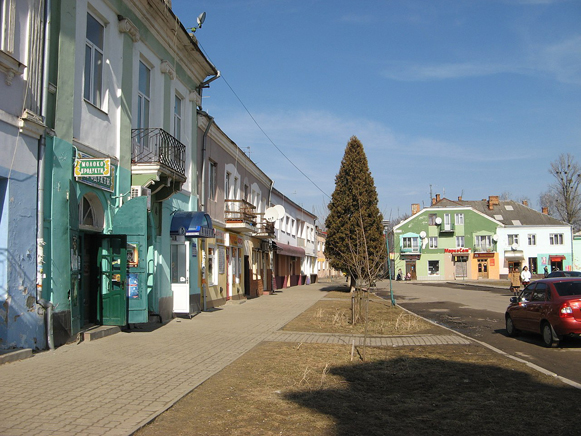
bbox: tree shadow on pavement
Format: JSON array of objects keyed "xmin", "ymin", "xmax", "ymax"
[{"xmin": 284, "ymin": 355, "xmax": 581, "ymax": 436}]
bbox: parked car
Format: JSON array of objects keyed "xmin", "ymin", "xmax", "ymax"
[
  {"xmin": 505, "ymin": 277, "xmax": 581, "ymax": 347},
  {"xmin": 546, "ymin": 270, "xmax": 581, "ymax": 278}
]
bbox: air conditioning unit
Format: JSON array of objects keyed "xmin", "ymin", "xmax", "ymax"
[{"xmin": 131, "ymin": 186, "xmax": 151, "ymax": 211}]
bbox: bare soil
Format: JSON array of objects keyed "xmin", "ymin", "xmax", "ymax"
[{"xmin": 135, "ymin": 291, "xmax": 581, "ymax": 436}]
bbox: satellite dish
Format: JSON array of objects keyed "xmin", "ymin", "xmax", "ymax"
[
  {"xmin": 197, "ymin": 12, "xmax": 206, "ymax": 27},
  {"xmin": 492, "ymin": 234, "xmax": 499, "ymax": 242},
  {"xmin": 511, "ymin": 243, "xmax": 518, "ymax": 251},
  {"xmin": 274, "ymin": 204, "xmax": 285, "ymax": 218},
  {"xmin": 419, "ymin": 231, "xmax": 427, "ymax": 239},
  {"xmin": 264, "ymin": 207, "xmax": 279, "ymax": 223},
  {"xmin": 435, "ymin": 217, "xmax": 442, "ymax": 225}
]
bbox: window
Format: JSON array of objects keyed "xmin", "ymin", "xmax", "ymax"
[
  {"xmin": 244, "ymin": 184, "xmax": 249, "ymax": 202},
  {"xmin": 137, "ymin": 61, "xmax": 151, "ymax": 135},
  {"xmin": 207, "ymin": 246, "xmax": 217, "ymax": 285},
  {"xmin": 455, "ymin": 213, "xmax": 464, "ymax": 225},
  {"xmin": 174, "ymin": 94, "xmax": 182, "ymax": 141},
  {"xmin": 528, "ymin": 234, "xmax": 536, "ymax": 246},
  {"xmin": 209, "ymin": 161, "xmax": 217, "ymax": 201},
  {"xmin": 429, "ymin": 214, "xmax": 437, "ymax": 225},
  {"xmin": 402, "ymin": 237, "xmax": 419, "ymax": 251},
  {"xmin": 444, "ymin": 213, "xmax": 451, "ymax": 229},
  {"xmin": 508, "ymin": 234, "xmax": 519, "ymax": 245},
  {"xmin": 84, "ymin": 13, "xmax": 104, "ymax": 107},
  {"xmin": 456, "ymin": 236, "xmax": 465, "ymax": 248},
  {"xmin": 429, "ymin": 237, "xmax": 438, "ymax": 249},
  {"xmin": 428, "ymin": 260, "xmax": 440, "ymax": 276},
  {"xmin": 550, "ymin": 233, "xmax": 564, "ymax": 245},
  {"xmin": 225, "ymin": 172, "xmax": 231, "ymax": 199},
  {"xmin": 475, "ymin": 235, "xmax": 493, "ymax": 251},
  {"xmin": 233, "ymin": 177, "xmax": 239, "ymax": 199}
]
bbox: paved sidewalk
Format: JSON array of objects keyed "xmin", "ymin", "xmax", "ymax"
[{"xmin": 0, "ymin": 283, "xmax": 469, "ymax": 436}]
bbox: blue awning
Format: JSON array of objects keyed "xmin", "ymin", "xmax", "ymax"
[{"xmin": 170, "ymin": 211, "xmax": 214, "ymax": 238}]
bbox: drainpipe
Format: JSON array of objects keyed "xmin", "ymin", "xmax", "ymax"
[
  {"xmin": 196, "ymin": 71, "xmax": 220, "ymax": 109},
  {"xmin": 197, "ymin": 110, "xmax": 213, "ymax": 311},
  {"xmin": 37, "ymin": 0, "xmax": 54, "ymax": 350}
]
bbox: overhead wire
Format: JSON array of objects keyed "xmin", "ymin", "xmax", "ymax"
[{"xmin": 196, "ymin": 41, "xmax": 331, "ymax": 201}]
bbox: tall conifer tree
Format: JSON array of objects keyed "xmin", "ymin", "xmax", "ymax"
[{"xmin": 324, "ymin": 136, "xmax": 386, "ymax": 287}]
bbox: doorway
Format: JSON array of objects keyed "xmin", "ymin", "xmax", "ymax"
[
  {"xmin": 406, "ymin": 261, "xmax": 417, "ymax": 280},
  {"xmin": 171, "ymin": 239, "xmax": 190, "ymax": 314},
  {"xmin": 478, "ymin": 259, "xmax": 489, "ymax": 278}
]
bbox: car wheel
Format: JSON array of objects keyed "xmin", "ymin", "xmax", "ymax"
[
  {"xmin": 506, "ymin": 315, "xmax": 519, "ymax": 337},
  {"xmin": 541, "ymin": 322, "xmax": 559, "ymax": 348}
]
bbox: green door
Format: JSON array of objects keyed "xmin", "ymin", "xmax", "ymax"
[
  {"xmin": 112, "ymin": 196, "xmax": 149, "ymax": 323},
  {"xmin": 69, "ymin": 182, "xmax": 81, "ymax": 335},
  {"xmin": 98, "ymin": 235, "xmax": 128, "ymax": 326}
]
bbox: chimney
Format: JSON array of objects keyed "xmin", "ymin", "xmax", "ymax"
[
  {"xmin": 522, "ymin": 200, "xmax": 528, "ymax": 207},
  {"xmin": 488, "ymin": 195, "xmax": 499, "ymax": 210},
  {"xmin": 542, "ymin": 207, "xmax": 549, "ymax": 215},
  {"xmin": 411, "ymin": 204, "xmax": 420, "ymax": 215},
  {"xmin": 458, "ymin": 196, "xmax": 462, "ymax": 201},
  {"xmin": 432, "ymin": 197, "xmax": 436, "ymax": 205},
  {"xmin": 436, "ymin": 194, "xmax": 441, "ymax": 202}
]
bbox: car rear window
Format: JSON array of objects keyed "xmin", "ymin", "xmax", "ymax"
[{"xmin": 554, "ymin": 281, "xmax": 581, "ymax": 297}]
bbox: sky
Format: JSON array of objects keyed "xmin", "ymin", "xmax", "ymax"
[{"xmin": 171, "ymin": 0, "xmax": 581, "ymax": 222}]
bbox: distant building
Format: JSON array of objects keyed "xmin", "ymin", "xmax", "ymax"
[{"xmin": 393, "ymin": 195, "xmax": 572, "ymax": 281}]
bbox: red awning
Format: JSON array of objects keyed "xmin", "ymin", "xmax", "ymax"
[
  {"xmin": 550, "ymin": 255, "xmax": 566, "ymax": 261},
  {"xmin": 273, "ymin": 242, "xmax": 305, "ymax": 258}
]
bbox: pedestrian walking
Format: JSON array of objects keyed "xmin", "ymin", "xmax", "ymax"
[{"xmin": 510, "ymin": 267, "xmax": 521, "ymax": 296}]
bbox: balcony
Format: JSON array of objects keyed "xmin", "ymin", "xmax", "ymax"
[
  {"xmin": 253, "ymin": 214, "xmax": 275, "ymax": 239},
  {"xmin": 131, "ymin": 128, "xmax": 186, "ymax": 199},
  {"xmin": 225, "ymin": 199, "xmax": 256, "ymax": 233},
  {"xmin": 439, "ymin": 223, "xmax": 455, "ymax": 233}
]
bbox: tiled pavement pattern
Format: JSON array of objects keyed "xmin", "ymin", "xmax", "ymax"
[{"xmin": 0, "ymin": 284, "xmax": 471, "ymax": 436}]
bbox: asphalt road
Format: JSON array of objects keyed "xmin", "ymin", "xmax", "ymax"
[{"xmin": 375, "ymin": 280, "xmax": 581, "ymax": 386}]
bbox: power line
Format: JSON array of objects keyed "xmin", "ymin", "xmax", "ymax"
[{"xmin": 197, "ymin": 42, "xmax": 331, "ymax": 200}]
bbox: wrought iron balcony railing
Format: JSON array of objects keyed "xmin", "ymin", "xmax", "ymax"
[
  {"xmin": 224, "ymin": 199, "xmax": 256, "ymax": 225},
  {"xmin": 254, "ymin": 214, "xmax": 275, "ymax": 238},
  {"xmin": 131, "ymin": 128, "xmax": 186, "ymax": 176}
]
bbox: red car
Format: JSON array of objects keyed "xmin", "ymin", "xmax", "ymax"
[{"xmin": 505, "ymin": 277, "xmax": 581, "ymax": 347}]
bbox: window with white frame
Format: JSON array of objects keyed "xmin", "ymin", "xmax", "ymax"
[
  {"xmin": 137, "ymin": 60, "xmax": 151, "ymax": 136},
  {"xmin": 455, "ymin": 213, "xmax": 464, "ymax": 225},
  {"xmin": 174, "ymin": 94, "xmax": 182, "ymax": 141},
  {"xmin": 402, "ymin": 237, "xmax": 419, "ymax": 251},
  {"xmin": 225, "ymin": 172, "xmax": 231, "ymax": 199},
  {"xmin": 428, "ymin": 260, "xmax": 440, "ymax": 275},
  {"xmin": 208, "ymin": 246, "xmax": 217, "ymax": 285},
  {"xmin": 233, "ymin": 177, "xmax": 239, "ymax": 199},
  {"xmin": 1, "ymin": 0, "xmax": 15, "ymax": 54},
  {"xmin": 508, "ymin": 234, "xmax": 519, "ymax": 245},
  {"xmin": 209, "ymin": 161, "xmax": 217, "ymax": 201},
  {"xmin": 429, "ymin": 237, "xmax": 438, "ymax": 249},
  {"xmin": 84, "ymin": 13, "xmax": 104, "ymax": 107},
  {"xmin": 456, "ymin": 236, "xmax": 465, "ymax": 248},
  {"xmin": 528, "ymin": 234, "xmax": 536, "ymax": 245},
  {"xmin": 550, "ymin": 233, "xmax": 564, "ymax": 245},
  {"xmin": 475, "ymin": 235, "xmax": 493, "ymax": 251}
]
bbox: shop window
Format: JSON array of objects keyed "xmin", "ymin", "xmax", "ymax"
[
  {"xmin": 428, "ymin": 260, "xmax": 440, "ymax": 276},
  {"xmin": 208, "ymin": 246, "xmax": 216, "ymax": 285}
]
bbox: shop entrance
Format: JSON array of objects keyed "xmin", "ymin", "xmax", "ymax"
[
  {"xmin": 406, "ymin": 261, "xmax": 417, "ymax": 280},
  {"xmin": 478, "ymin": 259, "xmax": 489, "ymax": 278}
]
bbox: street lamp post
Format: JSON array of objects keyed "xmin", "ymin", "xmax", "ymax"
[{"xmin": 382, "ymin": 220, "xmax": 396, "ymax": 306}]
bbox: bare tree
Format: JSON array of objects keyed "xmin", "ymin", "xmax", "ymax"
[{"xmin": 540, "ymin": 153, "xmax": 581, "ymax": 231}]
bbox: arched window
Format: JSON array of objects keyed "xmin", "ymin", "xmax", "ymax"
[{"xmin": 79, "ymin": 193, "xmax": 104, "ymax": 231}]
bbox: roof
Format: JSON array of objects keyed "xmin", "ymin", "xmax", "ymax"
[{"xmin": 432, "ymin": 197, "xmax": 568, "ymax": 227}]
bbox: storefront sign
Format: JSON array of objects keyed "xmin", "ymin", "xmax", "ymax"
[
  {"xmin": 215, "ymin": 229, "xmax": 225, "ymax": 245},
  {"xmin": 445, "ymin": 248, "xmax": 470, "ymax": 254},
  {"xmin": 74, "ymin": 151, "xmax": 116, "ymax": 192},
  {"xmin": 74, "ymin": 158, "xmax": 111, "ymax": 177},
  {"xmin": 474, "ymin": 253, "xmax": 494, "ymax": 259}
]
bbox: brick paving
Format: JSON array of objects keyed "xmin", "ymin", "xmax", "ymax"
[{"xmin": 0, "ymin": 283, "xmax": 471, "ymax": 436}]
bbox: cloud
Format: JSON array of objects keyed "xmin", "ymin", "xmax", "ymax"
[{"xmin": 380, "ymin": 34, "xmax": 581, "ymax": 85}]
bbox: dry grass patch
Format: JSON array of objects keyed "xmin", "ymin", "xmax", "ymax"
[
  {"xmin": 136, "ymin": 341, "xmax": 581, "ymax": 436},
  {"xmin": 284, "ymin": 295, "xmax": 440, "ymax": 335}
]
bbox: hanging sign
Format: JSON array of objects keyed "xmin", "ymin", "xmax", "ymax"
[{"xmin": 75, "ymin": 158, "xmax": 111, "ymax": 177}]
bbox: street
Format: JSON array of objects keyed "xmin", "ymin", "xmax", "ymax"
[{"xmin": 376, "ymin": 280, "xmax": 581, "ymax": 386}]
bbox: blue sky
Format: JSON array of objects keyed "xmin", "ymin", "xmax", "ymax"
[{"xmin": 172, "ymin": 0, "xmax": 581, "ymax": 221}]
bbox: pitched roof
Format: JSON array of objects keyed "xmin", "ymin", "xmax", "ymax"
[{"xmin": 430, "ymin": 197, "xmax": 568, "ymax": 226}]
